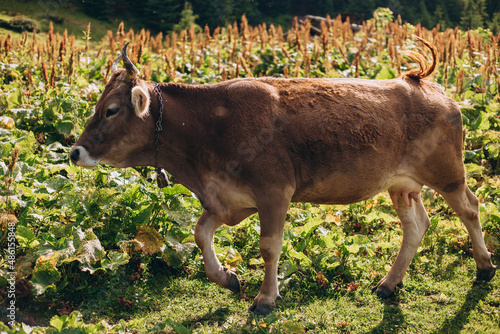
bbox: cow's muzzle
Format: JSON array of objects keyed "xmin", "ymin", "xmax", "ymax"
[{"xmin": 70, "ymin": 146, "xmax": 99, "ymax": 168}]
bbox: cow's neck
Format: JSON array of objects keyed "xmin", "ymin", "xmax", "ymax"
[{"xmin": 147, "ymin": 82, "xmax": 209, "ymax": 197}]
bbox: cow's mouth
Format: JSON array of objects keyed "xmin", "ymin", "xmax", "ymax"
[{"xmin": 69, "ymin": 146, "xmax": 99, "ymax": 168}]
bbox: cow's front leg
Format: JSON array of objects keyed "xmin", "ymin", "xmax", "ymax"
[
  {"xmin": 249, "ymin": 201, "xmax": 289, "ymax": 315},
  {"xmin": 195, "ymin": 210, "xmax": 240, "ymax": 293}
]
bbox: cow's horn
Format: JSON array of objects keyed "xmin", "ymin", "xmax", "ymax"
[{"xmin": 121, "ymin": 42, "xmax": 139, "ymax": 79}]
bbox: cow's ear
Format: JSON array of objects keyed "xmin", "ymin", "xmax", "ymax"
[{"xmin": 131, "ymin": 85, "xmax": 150, "ymax": 118}]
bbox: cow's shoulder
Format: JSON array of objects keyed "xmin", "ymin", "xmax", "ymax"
[{"xmin": 220, "ymin": 78, "xmax": 280, "ymax": 102}]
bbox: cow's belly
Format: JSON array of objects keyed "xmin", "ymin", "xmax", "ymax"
[
  {"xmin": 291, "ymin": 170, "xmax": 422, "ymax": 205},
  {"xmin": 291, "ymin": 166, "xmax": 388, "ymax": 204},
  {"xmin": 291, "ymin": 177, "xmax": 386, "ymax": 204}
]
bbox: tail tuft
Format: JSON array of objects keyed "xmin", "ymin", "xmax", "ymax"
[{"xmin": 401, "ymin": 36, "xmax": 438, "ymax": 81}]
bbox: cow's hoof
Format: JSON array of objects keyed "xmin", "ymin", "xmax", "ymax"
[
  {"xmin": 373, "ymin": 282, "xmax": 403, "ymax": 299},
  {"xmin": 375, "ymin": 285, "xmax": 394, "ymax": 299},
  {"xmin": 227, "ymin": 271, "xmax": 241, "ymax": 294},
  {"xmin": 249, "ymin": 301, "xmax": 274, "ymax": 316},
  {"xmin": 222, "ymin": 267, "xmax": 241, "ymax": 293},
  {"xmin": 476, "ymin": 266, "xmax": 496, "ymax": 282}
]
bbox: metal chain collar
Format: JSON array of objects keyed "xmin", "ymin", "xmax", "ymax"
[{"xmin": 153, "ymin": 83, "xmax": 169, "ymax": 188}]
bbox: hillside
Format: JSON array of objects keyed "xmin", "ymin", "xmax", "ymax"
[
  {"xmin": 0, "ymin": 6, "xmax": 499, "ymax": 334},
  {"xmin": 0, "ymin": 0, "xmax": 126, "ymax": 41}
]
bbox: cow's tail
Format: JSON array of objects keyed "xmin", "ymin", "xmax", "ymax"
[{"xmin": 401, "ymin": 36, "xmax": 438, "ymax": 81}]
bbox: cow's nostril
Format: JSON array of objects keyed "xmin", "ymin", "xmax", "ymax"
[{"xmin": 70, "ymin": 147, "xmax": 80, "ymax": 163}]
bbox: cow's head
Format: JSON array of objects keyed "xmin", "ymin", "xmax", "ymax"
[{"xmin": 70, "ymin": 43, "xmax": 154, "ymax": 168}]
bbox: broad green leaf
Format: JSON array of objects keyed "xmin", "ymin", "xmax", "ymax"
[
  {"xmin": 222, "ymin": 246, "xmax": 243, "ymax": 268},
  {"xmin": 279, "ymin": 260, "xmax": 299, "ymax": 278},
  {"xmin": 345, "ymin": 244, "xmax": 360, "ymax": 254},
  {"xmin": 365, "ymin": 211, "xmax": 393, "ymax": 223},
  {"xmin": 162, "ymin": 184, "xmax": 191, "ymax": 196},
  {"xmin": 7, "ymin": 90, "xmax": 22, "ymax": 107},
  {"xmin": 486, "ymin": 144, "xmax": 499, "ymax": 158},
  {"xmin": 131, "ymin": 204, "xmax": 154, "ymax": 225},
  {"xmin": 50, "ymin": 317, "xmax": 64, "ymax": 332},
  {"xmin": 0, "ymin": 273, "xmax": 6, "ymax": 288},
  {"xmin": 465, "ymin": 163, "xmax": 484, "ymax": 177},
  {"xmin": 377, "ymin": 242, "xmax": 395, "ymax": 250},
  {"xmin": 287, "ymin": 247, "xmax": 312, "ymax": 267},
  {"xmin": 165, "ymin": 235, "xmax": 196, "ymax": 262},
  {"xmin": 420, "ymin": 255, "xmax": 430, "ymax": 263},
  {"xmin": 375, "ymin": 66, "xmax": 396, "ymax": 80},
  {"xmin": 16, "ymin": 225, "xmax": 37, "ymax": 248},
  {"xmin": 101, "ymin": 251, "xmax": 130, "ymax": 271},
  {"xmin": 55, "ymin": 120, "xmax": 74, "ymax": 136},
  {"xmin": 429, "ymin": 214, "xmax": 441, "ymax": 234},
  {"xmin": 300, "ymin": 217, "xmax": 323, "ymax": 237},
  {"xmin": 133, "ymin": 225, "xmax": 164, "ymax": 255},
  {"xmin": 321, "ymin": 234, "xmax": 336, "ymax": 249},
  {"xmin": 31, "ymin": 252, "xmax": 61, "ymax": 295},
  {"xmin": 322, "ymin": 257, "xmax": 341, "ymax": 270},
  {"xmin": 161, "ymin": 245, "xmax": 183, "ymax": 268},
  {"xmin": 249, "ymin": 257, "xmax": 264, "ymax": 266},
  {"xmin": 72, "ymin": 228, "xmax": 106, "ymax": 271},
  {"xmin": 477, "ymin": 112, "xmax": 494, "ymax": 130}
]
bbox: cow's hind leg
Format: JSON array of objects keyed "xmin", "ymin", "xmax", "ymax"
[
  {"xmin": 440, "ymin": 185, "xmax": 496, "ymax": 281},
  {"xmin": 375, "ymin": 186, "xmax": 430, "ymax": 298},
  {"xmin": 195, "ymin": 210, "xmax": 250, "ymax": 293}
]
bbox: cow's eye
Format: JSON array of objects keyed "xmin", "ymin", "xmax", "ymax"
[{"xmin": 106, "ymin": 107, "xmax": 120, "ymax": 117}]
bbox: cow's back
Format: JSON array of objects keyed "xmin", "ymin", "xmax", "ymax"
[
  {"xmin": 245, "ymin": 77, "xmax": 456, "ymax": 203},
  {"xmin": 163, "ymin": 77, "xmax": 459, "ymax": 204}
]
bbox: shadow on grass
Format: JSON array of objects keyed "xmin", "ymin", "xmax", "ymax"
[
  {"xmin": 180, "ymin": 306, "xmax": 231, "ymax": 328},
  {"xmin": 368, "ymin": 299, "xmax": 405, "ymax": 334},
  {"xmin": 431, "ymin": 282, "xmax": 493, "ymax": 334},
  {"xmin": 151, "ymin": 307, "xmax": 232, "ymax": 333}
]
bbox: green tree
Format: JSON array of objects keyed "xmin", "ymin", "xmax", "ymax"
[
  {"xmin": 142, "ymin": 0, "xmax": 183, "ymax": 33},
  {"xmin": 434, "ymin": 4, "xmax": 450, "ymax": 28},
  {"xmin": 81, "ymin": 0, "xmax": 114, "ymax": 21},
  {"xmin": 346, "ymin": 0, "xmax": 376, "ymax": 16},
  {"xmin": 173, "ymin": 2, "xmax": 201, "ymax": 33},
  {"xmin": 418, "ymin": 0, "xmax": 434, "ymax": 28},
  {"xmin": 488, "ymin": 12, "xmax": 500, "ymax": 34},
  {"xmin": 461, "ymin": 0, "xmax": 487, "ymax": 29}
]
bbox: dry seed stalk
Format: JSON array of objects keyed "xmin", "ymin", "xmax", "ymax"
[
  {"xmin": 4, "ymin": 34, "xmax": 11, "ymax": 57},
  {"xmin": 164, "ymin": 52, "xmax": 173, "ymax": 78},
  {"xmin": 48, "ymin": 21, "xmax": 54, "ymax": 49},
  {"xmin": 238, "ymin": 54, "xmax": 253, "ymax": 77},
  {"xmin": 4, "ymin": 145, "xmax": 20, "ymax": 207},
  {"xmin": 50, "ymin": 60, "xmax": 56, "ymax": 88},
  {"xmin": 156, "ymin": 32, "xmax": 163, "ymax": 54},
  {"xmin": 116, "ymin": 22, "xmax": 124, "ymax": 40},
  {"xmin": 85, "ymin": 22, "xmax": 91, "ymax": 52},
  {"xmin": 137, "ymin": 41, "xmax": 143, "ymax": 64},
  {"xmin": 41, "ymin": 59, "xmax": 49, "ymax": 90}
]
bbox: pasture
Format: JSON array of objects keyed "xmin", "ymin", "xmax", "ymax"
[{"xmin": 1, "ymin": 12, "xmax": 499, "ymax": 333}]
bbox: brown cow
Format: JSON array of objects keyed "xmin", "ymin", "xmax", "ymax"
[{"xmin": 70, "ymin": 38, "xmax": 496, "ymax": 315}]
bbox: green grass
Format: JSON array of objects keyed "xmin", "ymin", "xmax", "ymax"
[
  {"xmin": 15, "ymin": 251, "xmax": 499, "ymax": 333},
  {"xmin": 0, "ymin": 1, "xmax": 125, "ymax": 40},
  {"xmin": 0, "ymin": 7, "xmax": 499, "ymax": 333}
]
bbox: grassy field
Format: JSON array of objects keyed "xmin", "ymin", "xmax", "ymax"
[
  {"xmin": 0, "ymin": 8, "xmax": 499, "ymax": 334},
  {"xmin": 0, "ymin": 0, "xmax": 127, "ymax": 40}
]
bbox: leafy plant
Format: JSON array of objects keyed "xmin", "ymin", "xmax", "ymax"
[{"xmin": 0, "ymin": 9, "xmax": 499, "ymax": 332}]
